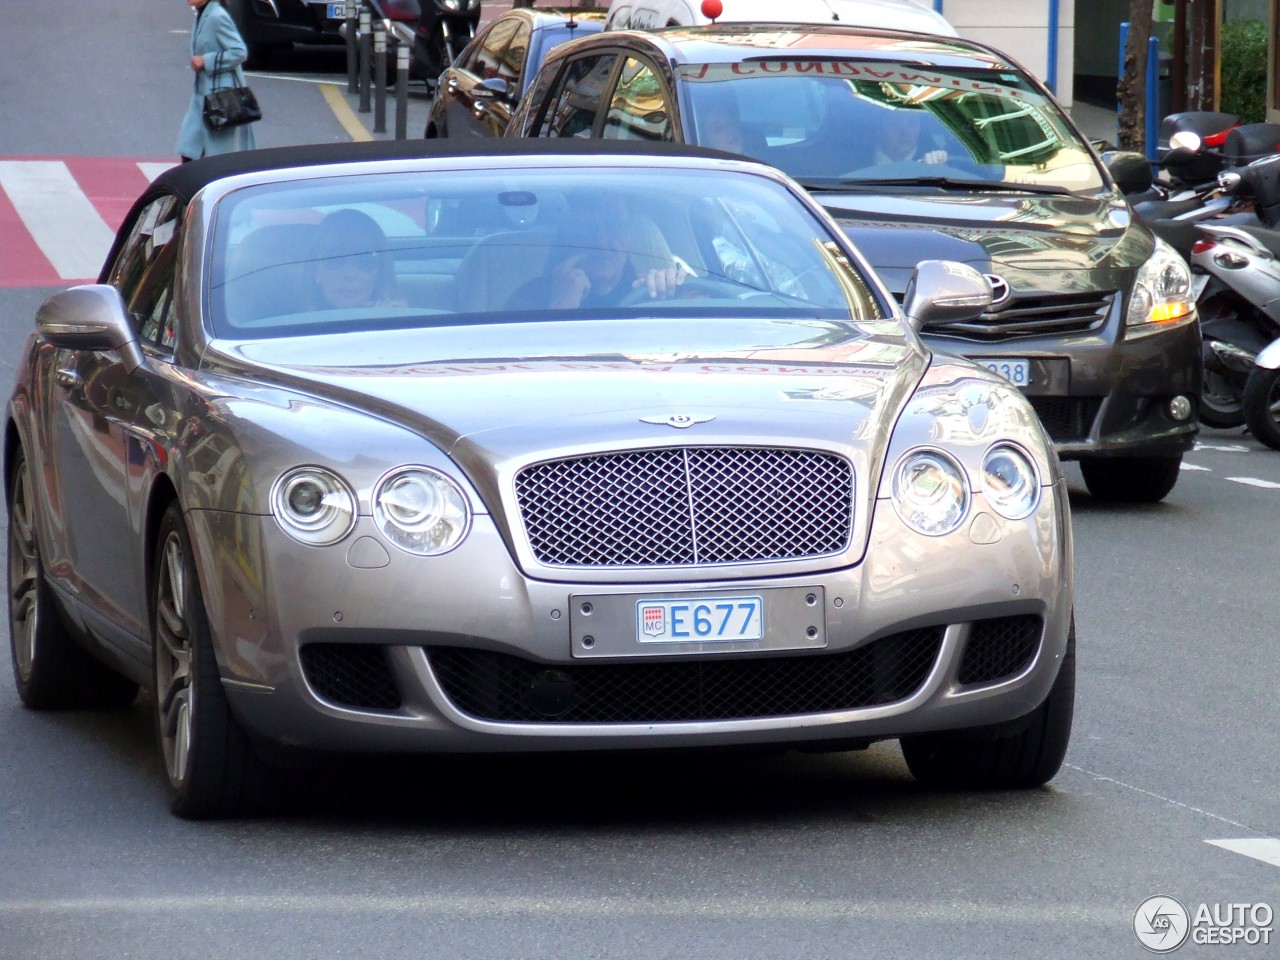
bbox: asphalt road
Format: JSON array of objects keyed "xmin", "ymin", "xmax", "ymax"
[{"xmin": 1, "ymin": 3, "xmax": 1279, "ymax": 959}]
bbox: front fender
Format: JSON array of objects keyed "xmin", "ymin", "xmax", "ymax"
[{"xmin": 1255, "ymin": 337, "xmax": 1280, "ymax": 370}]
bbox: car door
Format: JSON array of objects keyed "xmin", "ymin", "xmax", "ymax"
[
  {"xmin": 41, "ymin": 193, "xmax": 183, "ymax": 656},
  {"xmin": 529, "ymin": 50, "xmax": 622, "ymax": 138},
  {"xmin": 600, "ymin": 55, "xmax": 675, "ymax": 143},
  {"xmin": 444, "ymin": 15, "xmax": 522, "ymax": 137}
]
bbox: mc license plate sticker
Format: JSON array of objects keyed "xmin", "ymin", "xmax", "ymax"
[
  {"xmin": 1192, "ymin": 273, "xmax": 1209, "ymax": 299},
  {"xmin": 636, "ymin": 596, "xmax": 763, "ymax": 643},
  {"xmin": 975, "ymin": 357, "xmax": 1031, "ymax": 388}
]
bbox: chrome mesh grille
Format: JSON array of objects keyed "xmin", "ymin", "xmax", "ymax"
[{"xmin": 515, "ymin": 447, "xmax": 854, "ymax": 567}]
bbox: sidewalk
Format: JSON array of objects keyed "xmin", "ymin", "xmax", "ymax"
[{"xmin": 1070, "ymin": 100, "xmax": 1120, "ymax": 145}]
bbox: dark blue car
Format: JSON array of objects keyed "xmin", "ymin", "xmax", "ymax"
[{"xmin": 424, "ymin": 7, "xmax": 607, "ymax": 138}]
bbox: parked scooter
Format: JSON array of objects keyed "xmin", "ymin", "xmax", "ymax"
[
  {"xmin": 412, "ymin": 0, "xmax": 481, "ymax": 90},
  {"xmin": 1186, "ymin": 143, "xmax": 1280, "ymax": 431}
]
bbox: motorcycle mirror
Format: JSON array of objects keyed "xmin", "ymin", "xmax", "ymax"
[{"xmin": 1169, "ymin": 130, "xmax": 1203, "ymax": 153}]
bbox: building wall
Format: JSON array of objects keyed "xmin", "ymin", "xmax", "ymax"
[{"xmin": 941, "ymin": 0, "xmax": 1077, "ymax": 106}]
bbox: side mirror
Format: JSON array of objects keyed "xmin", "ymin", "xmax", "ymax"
[
  {"xmin": 901, "ymin": 260, "xmax": 991, "ymax": 333},
  {"xmin": 36, "ymin": 285, "xmax": 145, "ymax": 374},
  {"xmin": 1101, "ymin": 149, "xmax": 1154, "ymax": 196},
  {"xmin": 473, "ymin": 77, "xmax": 510, "ymax": 101}
]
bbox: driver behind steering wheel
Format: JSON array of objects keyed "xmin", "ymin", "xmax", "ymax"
[{"xmin": 511, "ymin": 194, "xmax": 690, "ymax": 309}]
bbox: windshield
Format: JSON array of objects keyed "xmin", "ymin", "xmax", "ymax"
[
  {"xmin": 681, "ymin": 60, "xmax": 1106, "ymax": 195},
  {"xmin": 208, "ymin": 167, "xmax": 887, "ymax": 340}
]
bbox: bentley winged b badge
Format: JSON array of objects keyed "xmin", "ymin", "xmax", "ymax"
[{"xmin": 639, "ymin": 414, "xmax": 717, "ymax": 429}]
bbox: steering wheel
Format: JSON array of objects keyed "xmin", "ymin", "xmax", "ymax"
[{"xmin": 616, "ymin": 274, "xmax": 748, "ymax": 306}]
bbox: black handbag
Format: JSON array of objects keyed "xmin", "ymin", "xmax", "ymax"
[{"xmin": 202, "ymin": 53, "xmax": 262, "ymax": 130}]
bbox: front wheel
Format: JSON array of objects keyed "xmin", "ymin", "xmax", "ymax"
[
  {"xmin": 1243, "ymin": 365, "xmax": 1280, "ymax": 451},
  {"xmin": 1079, "ymin": 454, "xmax": 1182, "ymax": 503},
  {"xmin": 901, "ymin": 621, "xmax": 1075, "ymax": 790},
  {"xmin": 152, "ymin": 502, "xmax": 273, "ymax": 818},
  {"xmin": 7, "ymin": 449, "xmax": 137, "ymax": 710},
  {"xmin": 1200, "ymin": 369, "xmax": 1246, "ymax": 429}
]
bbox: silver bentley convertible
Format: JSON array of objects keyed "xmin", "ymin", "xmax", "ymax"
[{"xmin": 6, "ymin": 140, "xmax": 1074, "ymax": 818}]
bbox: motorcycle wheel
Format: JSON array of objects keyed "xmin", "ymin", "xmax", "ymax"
[
  {"xmin": 1242, "ymin": 365, "xmax": 1280, "ymax": 450},
  {"xmin": 1200, "ymin": 368, "xmax": 1246, "ymax": 428}
]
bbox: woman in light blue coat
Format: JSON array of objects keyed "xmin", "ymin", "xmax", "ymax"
[{"xmin": 176, "ymin": 0, "xmax": 257, "ymax": 161}]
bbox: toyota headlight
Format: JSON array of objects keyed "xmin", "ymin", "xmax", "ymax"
[
  {"xmin": 981, "ymin": 444, "xmax": 1040, "ymax": 520},
  {"xmin": 1127, "ymin": 236, "xmax": 1194, "ymax": 332},
  {"xmin": 892, "ymin": 450, "xmax": 969, "ymax": 536},
  {"xmin": 373, "ymin": 467, "xmax": 470, "ymax": 556},
  {"xmin": 271, "ymin": 467, "xmax": 357, "ymax": 546}
]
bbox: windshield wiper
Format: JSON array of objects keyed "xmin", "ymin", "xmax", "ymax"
[{"xmin": 799, "ymin": 177, "xmax": 1083, "ymax": 197}]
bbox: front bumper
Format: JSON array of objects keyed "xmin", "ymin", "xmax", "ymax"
[
  {"xmin": 923, "ymin": 314, "xmax": 1201, "ymax": 461},
  {"xmin": 193, "ymin": 479, "xmax": 1072, "ymax": 756},
  {"xmin": 242, "ymin": 0, "xmax": 345, "ymax": 46}
]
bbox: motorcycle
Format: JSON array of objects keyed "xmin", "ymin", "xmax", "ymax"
[
  {"xmin": 1186, "ymin": 145, "xmax": 1280, "ymax": 431},
  {"xmin": 412, "ymin": 0, "xmax": 481, "ymax": 90}
]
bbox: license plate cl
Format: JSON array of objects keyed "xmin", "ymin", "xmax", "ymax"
[
  {"xmin": 326, "ymin": 2, "xmax": 345, "ymax": 18},
  {"xmin": 976, "ymin": 357, "xmax": 1031, "ymax": 387},
  {"xmin": 636, "ymin": 596, "xmax": 763, "ymax": 643}
]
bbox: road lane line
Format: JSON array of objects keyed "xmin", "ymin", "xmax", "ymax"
[
  {"xmin": 1206, "ymin": 838, "xmax": 1280, "ymax": 869},
  {"xmin": 1180, "ymin": 463, "xmax": 1211, "ymax": 472},
  {"xmin": 320, "ymin": 82, "xmax": 373, "ymax": 141},
  {"xmin": 1225, "ymin": 477, "xmax": 1280, "ymax": 489},
  {"xmin": 1066, "ymin": 764, "xmax": 1257, "ymax": 831},
  {"xmin": 0, "ymin": 160, "xmax": 115, "ymax": 281},
  {"xmin": 1195, "ymin": 443, "xmax": 1250, "ymax": 452}
]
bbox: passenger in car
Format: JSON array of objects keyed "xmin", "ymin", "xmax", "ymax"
[{"xmin": 311, "ymin": 209, "xmax": 405, "ymax": 309}]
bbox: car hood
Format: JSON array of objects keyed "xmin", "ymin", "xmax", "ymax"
[
  {"xmin": 821, "ymin": 191, "xmax": 1151, "ymax": 295},
  {"xmin": 214, "ymin": 315, "xmax": 924, "ymax": 490}
]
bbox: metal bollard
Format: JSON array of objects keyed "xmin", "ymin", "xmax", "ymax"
[
  {"xmin": 373, "ymin": 21, "xmax": 387, "ymax": 133},
  {"xmin": 358, "ymin": 5, "xmax": 372, "ymax": 113},
  {"xmin": 395, "ymin": 41, "xmax": 409, "ymax": 140},
  {"xmin": 345, "ymin": 0, "xmax": 358, "ymax": 94}
]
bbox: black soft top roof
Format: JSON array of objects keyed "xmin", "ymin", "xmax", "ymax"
[
  {"xmin": 152, "ymin": 138, "xmax": 746, "ymax": 203},
  {"xmin": 100, "ymin": 139, "xmax": 754, "ymax": 283}
]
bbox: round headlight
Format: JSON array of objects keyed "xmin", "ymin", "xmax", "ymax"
[
  {"xmin": 373, "ymin": 467, "xmax": 471, "ymax": 556},
  {"xmin": 892, "ymin": 449, "xmax": 969, "ymax": 536},
  {"xmin": 271, "ymin": 467, "xmax": 357, "ymax": 546},
  {"xmin": 981, "ymin": 444, "xmax": 1041, "ymax": 520}
]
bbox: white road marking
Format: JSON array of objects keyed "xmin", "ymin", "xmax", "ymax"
[
  {"xmin": 1206, "ymin": 838, "xmax": 1280, "ymax": 870},
  {"xmin": 0, "ymin": 160, "xmax": 115, "ymax": 280},
  {"xmin": 1180, "ymin": 463, "xmax": 1211, "ymax": 472},
  {"xmin": 137, "ymin": 162, "xmax": 176, "ymax": 182},
  {"xmin": 1195, "ymin": 442, "xmax": 1251, "ymax": 452},
  {"xmin": 1225, "ymin": 477, "xmax": 1280, "ymax": 489},
  {"xmin": 1067, "ymin": 764, "xmax": 1255, "ymax": 830}
]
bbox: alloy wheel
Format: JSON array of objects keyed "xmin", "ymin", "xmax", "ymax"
[
  {"xmin": 7, "ymin": 461, "xmax": 38, "ymax": 683},
  {"xmin": 154, "ymin": 530, "xmax": 194, "ymax": 785}
]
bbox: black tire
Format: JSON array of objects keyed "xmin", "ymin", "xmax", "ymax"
[
  {"xmin": 7, "ymin": 449, "xmax": 137, "ymax": 710},
  {"xmin": 1079, "ymin": 454, "xmax": 1182, "ymax": 503},
  {"xmin": 151, "ymin": 501, "xmax": 273, "ymax": 818},
  {"xmin": 1200, "ymin": 369, "xmax": 1246, "ymax": 429},
  {"xmin": 1243, "ymin": 365, "xmax": 1280, "ymax": 451},
  {"xmin": 901, "ymin": 621, "xmax": 1075, "ymax": 790}
]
